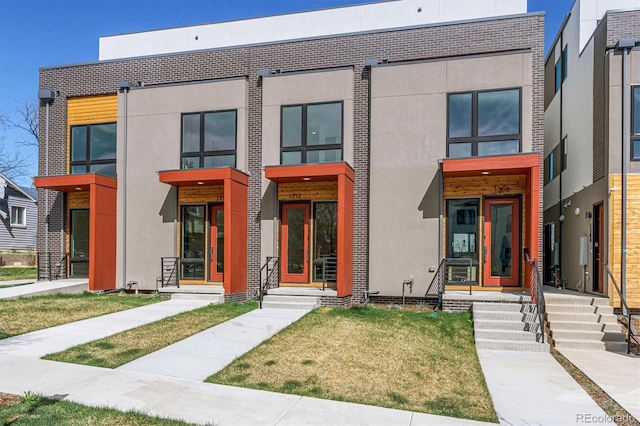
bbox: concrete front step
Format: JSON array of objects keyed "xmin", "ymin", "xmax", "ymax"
[
  {"xmin": 261, "ymin": 295, "xmax": 320, "ymax": 310},
  {"xmin": 546, "ymin": 304, "xmax": 613, "ymax": 315},
  {"xmin": 474, "ymin": 319, "xmax": 528, "ymax": 331},
  {"xmin": 545, "ymin": 295, "xmax": 609, "ymax": 306},
  {"xmin": 473, "ymin": 302, "xmax": 535, "ymax": 313},
  {"xmin": 547, "ymin": 320, "xmax": 622, "ymax": 332},
  {"xmin": 605, "ymin": 341, "xmax": 629, "ymax": 352},
  {"xmin": 546, "ymin": 312, "xmax": 618, "ymax": 324},
  {"xmin": 475, "ymin": 329, "xmax": 539, "ymax": 342},
  {"xmin": 550, "ymin": 330, "xmax": 604, "ymax": 341},
  {"xmin": 553, "ymin": 339, "xmax": 605, "ymax": 351},
  {"xmin": 475, "ymin": 339, "xmax": 549, "ymax": 352},
  {"xmin": 170, "ymin": 293, "xmax": 224, "ymax": 303},
  {"xmin": 473, "ymin": 311, "xmax": 527, "ymax": 321}
]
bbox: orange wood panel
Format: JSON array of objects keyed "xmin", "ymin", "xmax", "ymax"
[
  {"xmin": 337, "ymin": 173, "xmax": 354, "ymax": 297},
  {"xmin": 278, "ymin": 181, "xmax": 337, "ymax": 201}
]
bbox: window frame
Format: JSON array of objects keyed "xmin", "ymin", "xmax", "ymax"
[
  {"xmin": 10, "ymin": 206, "xmax": 26, "ymax": 227},
  {"xmin": 280, "ymin": 101, "xmax": 344, "ymax": 165},
  {"xmin": 70, "ymin": 122, "xmax": 117, "ymax": 176},
  {"xmin": 180, "ymin": 109, "xmax": 238, "ymax": 169},
  {"xmin": 561, "ymin": 136, "xmax": 568, "ymax": 171},
  {"xmin": 632, "ymin": 86, "xmax": 640, "ymax": 161},
  {"xmin": 446, "ymin": 88, "xmax": 522, "ymax": 158}
]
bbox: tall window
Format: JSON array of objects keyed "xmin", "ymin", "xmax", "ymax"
[
  {"xmin": 281, "ymin": 102, "xmax": 343, "ymax": 165},
  {"xmin": 181, "ymin": 205, "xmax": 205, "ymax": 280},
  {"xmin": 10, "ymin": 206, "xmax": 26, "ymax": 227},
  {"xmin": 561, "ymin": 136, "xmax": 568, "ymax": 171},
  {"xmin": 70, "ymin": 123, "xmax": 117, "ymax": 176},
  {"xmin": 182, "ymin": 110, "xmax": 236, "ymax": 169},
  {"xmin": 633, "ymin": 87, "xmax": 640, "ymax": 161},
  {"xmin": 554, "ymin": 47, "xmax": 568, "ymax": 93},
  {"xmin": 447, "ymin": 88, "xmax": 521, "ymax": 158}
]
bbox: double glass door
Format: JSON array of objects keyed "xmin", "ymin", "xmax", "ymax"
[{"xmin": 281, "ymin": 201, "xmax": 337, "ymax": 284}]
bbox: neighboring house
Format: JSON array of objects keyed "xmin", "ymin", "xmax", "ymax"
[
  {"xmin": 0, "ymin": 173, "xmax": 37, "ymax": 251},
  {"xmin": 543, "ymin": 0, "xmax": 640, "ymax": 309},
  {"xmin": 34, "ymin": 0, "xmax": 544, "ymax": 305}
]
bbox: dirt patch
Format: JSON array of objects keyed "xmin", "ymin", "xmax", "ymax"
[
  {"xmin": 552, "ymin": 349, "xmax": 640, "ymax": 426},
  {"xmin": 0, "ymin": 392, "xmax": 20, "ymax": 408}
]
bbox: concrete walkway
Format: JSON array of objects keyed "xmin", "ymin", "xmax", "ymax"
[
  {"xmin": 561, "ymin": 349, "xmax": 640, "ymax": 421},
  {"xmin": 0, "ymin": 279, "xmax": 88, "ymax": 300},
  {"xmin": 117, "ymin": 308, "xmax": 313, "ymax": 381},
  {"xmin": 477, "ymin": 349, "xmax": 614, "ymax": 425}
]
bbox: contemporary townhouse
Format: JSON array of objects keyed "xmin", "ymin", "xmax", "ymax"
[
  {"xmin": 35, "ymin": 0, "xmax": 544, "ymax": 306},
  {"xmin": 543, "ymin": 0, "xmax": 640, "ymax": 310}
]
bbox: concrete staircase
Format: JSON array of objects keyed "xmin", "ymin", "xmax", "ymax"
[
  {"xmin": 545, "ymin": 294, "xmax": 627, "ymax": 352},
  {"xmin": 158, "ymin": 285, "xmax": 224, "ymax": 304},
  {"xmin": 261, "ymin": 295, "xmax": 320, "ymax": 310},
  {"xmin": 473, "ymin": 302, "xmax": 550, "ymax": 352}
]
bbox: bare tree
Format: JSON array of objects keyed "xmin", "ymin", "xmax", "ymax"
[
  {"xmin": 0, "ymin": 110, "xmax": 32, "ymax": 180},
  {"xmin": 6, "ymin": 100, "xmax": 39, "ymax": 147}
]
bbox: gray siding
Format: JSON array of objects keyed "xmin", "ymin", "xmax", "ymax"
[{"xmin": 0, "ymin": 190, "xmax": 37, "ymax": 250}]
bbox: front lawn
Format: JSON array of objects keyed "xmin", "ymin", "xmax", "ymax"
[
  {"xmin": 0, "ymin": 292, "xmax": 162, "ymax": 340},
  {"xmin": 44, "ymin": 301, "xmax": 257, "ymax": 368},
  {"xmin": 0, "ymin": 267, "xmax": 37, "ymax": 281},
  {"xmin": 208, "ymin": 306, "xmax": 497, "ymax": 423},
  {"xmin": 0, "ymin": 392, "xmax": 195, "ymax": 425}
]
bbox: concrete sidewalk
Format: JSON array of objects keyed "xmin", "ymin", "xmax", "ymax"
[
  {"xmin": 117, "ymin": 308, "xmax": 313, "ymax": 381},
  {"xmin": 0, "ymin": 299, "xmax": 211, "ymax": 358},
  {"xmin": 561, "ymin": 349, "xmax": 640, "ymax": 420},
  {"xmin": 477, "ymin": 349, "xmax": 614, "ymax": 425},
  {"xmin": 0, "ymin": 279, "xmax": 88, "ymax": 300}
]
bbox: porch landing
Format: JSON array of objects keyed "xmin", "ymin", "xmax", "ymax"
[{"xmin": 443, "ymin": 289, "xmax": 531, "ymax": 312}]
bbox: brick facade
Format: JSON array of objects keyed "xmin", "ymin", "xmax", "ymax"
[{"xmin": 39, "ymin": 13, "xmax": 544, "ymax": 304}]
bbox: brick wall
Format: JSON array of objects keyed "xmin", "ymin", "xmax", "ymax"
[{"xmin": 39, "ymin": 13, "xmax": 545, "ymax": 301}]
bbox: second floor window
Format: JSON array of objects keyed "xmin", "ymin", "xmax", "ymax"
[
  {"xmin": 447, "ymin": 88, "xmax": 521, "ymax": 158},
  {"xmin": 71, "ymin": 123, "xmax": 117, "ymax": 177},
  {"xmin": 281, "ymin": 102, "xmax": 343, "ymax": 165},
  {"xmin": 182, "ymin": 110, "xmax": 237, "ymax": 169}
]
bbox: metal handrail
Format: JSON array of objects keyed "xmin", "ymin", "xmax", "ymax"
[
  {"xmin": 54, "ymin": 253, "xmax": 69, "ymax": 280},
  {"xmin": 160, "ymin": 257, "xmax": 180, "ymax": 287},
  {"xmin": 313, "ymin": 257, "xmax": 337, "ymax": 291},
  {"xmin": 37, "ymin": 252, "xmax": 51, "ymax": 281},
  {"xmin": 425, "ymin": 259, "xmax": 445, "ymax": 311},
  {"xmin": 605, "ymin": 264, "xmax": 637, "ymax": 354},
  {"xmin": 524, "ymin": 250, "xmax": 545, "ymax": 344},
  {"xmin": 259, "ymin": 257, "xmax": 279, "ymax": 309}
]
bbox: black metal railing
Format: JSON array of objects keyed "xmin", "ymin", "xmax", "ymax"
[
  {"xmin": 37, "ymin": 252, "xmax": 70, "ymax": 281},
  {"xmin": 313, "ymin": 257, "xmax": 337, "ymax": 291},
  {"xmin": 159, "ymin": 257, "xmax": 180, "ymax": 288},
  {"xmin": 37, "ymin": 252, "xmax": 52, "ymax": 281},
  {"xmin": 259, "ymin": 257, "xmax": 279, "ymax": 309},
  {"xmin": 425, "ymin": 259, "xmax": 445, "ymax": 311},
  {"xmin": 524, "ymin": 249, "xmax": 545, "ymax": 344},
  {"xmin": 605, "ymin": 264, "xmax": 637, "ymax": 354}
]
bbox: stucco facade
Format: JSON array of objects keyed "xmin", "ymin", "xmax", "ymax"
[{"xmin": 37, "ymin": 3, "xmax": 544, "ymax": 304}]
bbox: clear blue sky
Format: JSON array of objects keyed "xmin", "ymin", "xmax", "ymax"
[{"xmin": 0, "ymin": 0, "xmax": 574, "ymax": 187}]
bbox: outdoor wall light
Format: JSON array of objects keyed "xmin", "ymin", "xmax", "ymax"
[
  {"xmin": 559, "ymin": 215, "xmax": 565, "ymax": 222},
  {"xmin": 585, "ymin": 212, "xmax": 592, "ymax": 219},
  {"xmin": 574, "ymin": 207, "xmax": 580, "ymax": 216}
]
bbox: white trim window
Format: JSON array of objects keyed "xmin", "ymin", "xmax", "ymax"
[{"xmin": 10, "ymin": 206, "xmax": 26, "ymax": 227}]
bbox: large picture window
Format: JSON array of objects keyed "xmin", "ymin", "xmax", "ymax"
[
  {"xmin": 447, "ymin": 88, "xmax": 521, "ymax": 158},
  {"xmin": 281, "ymin": 102, "xmax": 343, "ymax": 165},
  {"xmin": 70, "ymin": 123, "xmax": 117, "ymax": 176},
  {"xmin": 633, "ymin": 86, "xmax": 640, "ymax": 161},
  {"xmin": 182, "ymin": 110, "xmax": 237, "ymax": 169}
]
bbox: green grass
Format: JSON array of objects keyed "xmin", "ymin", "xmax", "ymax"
[
  {"xmin": 0, "ymin": 267, "xmax": 37, "ymax": 281},
  {"xmin": 208, "ymin": 306, "xmax": 498, "ymax": 423},
  {"xmin": 44, "ymin": 301, "xmax": 257, "ymax": 368},
  {"xmin": 0, "ymin": 292, "xmax": 162, "ymax": 340},
  {"xmin": 0, "ymin": 392, "xmax": 197, "ymax": 425}
]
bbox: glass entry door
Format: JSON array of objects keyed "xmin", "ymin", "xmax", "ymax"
[
  {"xmin": 483, "ymin": 197, "xmax": 520, "ymax": 286},
  {"xmin": 209, "ymin": 205, "xmax": 224, "ymax": 282},
  {"xmin": 281, "ymin": 203, "xmax": 309, "ymax": 283},
  {"xmin": 70, "ymin": 209, "xmax": 89, "ymax": 277}
]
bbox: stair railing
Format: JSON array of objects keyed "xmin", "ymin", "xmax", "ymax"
[
  {"xmin": 159, "ymin": 257, "xmax": 180, "ymax": 287},
  {"xmin": 524, "ymin": 249, "xmax": 545, "ymax": 344},
  {"xmin": 37, "ymin": 252, "xmax": 52, "ymax": 281},
  {"xmin": 259, "ymin": 257, "xmax": 279, "ymax": 309},
  {"xmin": 605, "ymin": 264, "xmax": 637, "ymax": 355},
  {"xmin": 425, "ymin": 258, "xmax": 445, "ymax": 311}
]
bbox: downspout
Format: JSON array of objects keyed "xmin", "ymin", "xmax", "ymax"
[
  {"xmin": 118, "ymin": 82, "xmax": 131, "ymax": 288},
  {"xmin": 558, "ymin": 30, "xmax": 564, "ymax": 288},
  {"xmin": 45, "ymin": 100, "xmax": 50, "ymax": 259}
]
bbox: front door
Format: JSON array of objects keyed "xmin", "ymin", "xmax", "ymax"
[
  {"xmin": 281, "ymin": 203, "xmax": 309, "ymax": 283},
  {"xmin": 70, "ymin": 209, "xmax": 90, "ymax": 277},
  {"xmin": 593, "ymin": 203, "xmax": 603, "ymax": 293},
  {"xmin": 209, "ymin": 205, "xmax": 224, "ymax": 282},
  {"xmin": 484, "ymin": 197, "xmax": 520, "ymax": 286}
]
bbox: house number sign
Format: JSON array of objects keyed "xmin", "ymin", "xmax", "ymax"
[{"xmin": 496, "ymin": 185, "xmax": 511, "ymax": 194}]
